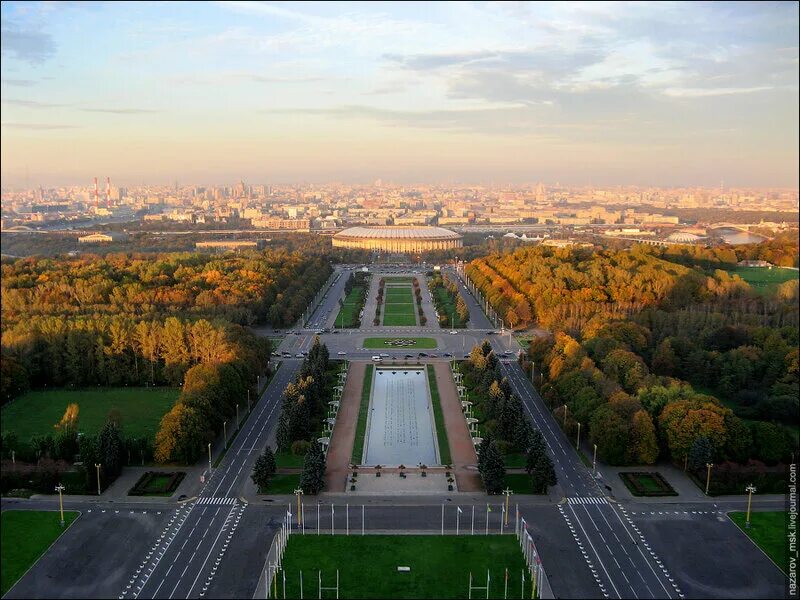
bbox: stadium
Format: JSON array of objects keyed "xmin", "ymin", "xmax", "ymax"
[{"xmin": 332, "ymin": 226, "xmax": 463, "ymax": 253}]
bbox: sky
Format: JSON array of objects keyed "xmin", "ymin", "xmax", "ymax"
[{"xmin": 1, "ymin": 1, "xmax": 798, "ymax": 188}]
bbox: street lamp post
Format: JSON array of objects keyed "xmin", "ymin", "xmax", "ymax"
[
  {"xmin": 223, "ymin": 421, "xmax": 227, "ymax": 449},
  {"xmin": 503, "ymin": 488, "xmax": 513, "ymax": 525},
  {"xmin": 55, "ymin": 484, "xmax": 65, "ymax": 527},
  {"xmin": 576, "ymin": 422, "xmax": 581, "ymax": 450},
  {"xmin": 593, "ymin": 444, "xmax": 598, "ymax": 473},
  {"xmin": 294, "ymin": 488, "xmax": 304, "ymax": 527},
  {"xmin": 705, "ymin": 463, "xmax": 714, "ymax": 495},
  {"xmin": 95, "ymin": 463, "xmax": 102, "ymax": 496},
  {"xmin": 745, "ymin": 484, "xmax": 757, "ymax": 528},
  {"xmin": 236, "ymin": 404, "xmax": 240, "ymax": 430},
  {"xmin": 208, "ymin": 442, "xmax": 212, "ymax": 472},
  {"xmin": 563, "ymin": 404, "xmax": 568, "ymax": 427}
]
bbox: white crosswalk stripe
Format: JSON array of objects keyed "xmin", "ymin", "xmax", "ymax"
[
  {"xmin": 197, "ymin": 497, "xmax": 237, "ymax": 505},
  {"xmin": 567, "ymin": 496, "xmax": 609, "ymax": 505}
]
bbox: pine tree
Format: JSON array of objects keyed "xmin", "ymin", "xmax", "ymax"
[
  {"xmin": 530, "ymin": 453, "xmax": 557, "ymax": 494},
  {"xmin": 478, "ymin": 439, "xmax": 506, "ymax": 494},
  {"xmin": 688, "ymin": 436, "xmax": 714, "ymax": 471},
  {"xmin": 98, "ymin": 419, "xmax": 124, "ymax": 479},
  {"xmin": 300, "ymin": 441, "xmax": 326, "ymax": 494},
  {"xmin": 252, "ymin": 447, "xmax": 277, "ymax": 491},
  {"xmin": 525, "ymin": 430, "xmax": 547, "ymax": 475}
]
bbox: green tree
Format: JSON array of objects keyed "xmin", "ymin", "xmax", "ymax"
[
  {"xmin": 251, "ymin": 446, "xmax": 277, "ymax": 491},
  {"xmin": 300, "ymin": 441, "xmax": 326, "ymax": 494},
  {"xmin": 688, "ymin": 436, "xmax": 713, "ymax": 470},
  {"xmin": 98, "ymin": 420, "xmax": 124, "ymax": 479},
  {"xmin": 529, "ymin": 453, "xmax": 557, "ymax": 494},
  {"xmin": 478, "ymin": 438, "xmax": 506, "ymax": 494}
]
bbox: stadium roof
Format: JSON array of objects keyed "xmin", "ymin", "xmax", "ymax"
[{"xmin": 334, "ymin": 226, "xmax": 461, "ymax": 240}]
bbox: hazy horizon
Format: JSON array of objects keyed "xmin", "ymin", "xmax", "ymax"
[{"xmin": 2, "ymin": 1, "xmax": 798, "ymax": 188}]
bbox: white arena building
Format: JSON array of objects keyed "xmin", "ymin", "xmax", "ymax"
[{"xmin": 332, "ymin": 226, "xmax": 463, "ymax": 253}]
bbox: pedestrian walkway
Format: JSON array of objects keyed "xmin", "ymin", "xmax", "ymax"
[
  {"xmin": 196, "ymin": 497, "xmax": 238, "ymax": 505},
  {"xmin": 566, "ymin": 496, "xmax": 608, "ymax": 505}
]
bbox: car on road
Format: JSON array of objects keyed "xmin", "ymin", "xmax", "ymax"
[
  {"xmin": 443, "ymin": 353, "xmax": 452, "ymax": 357},
  {"xmin": 504, "ymin": 350, "xmax": 513, "ymax": 355},
  {"xmin": 428, "ymin": 353, "xmax": 437, "ymax": 358},
  {"xmin": 449, "ymin": 330, "xmax": 458, "ymax": 335},
  {"xmin": 379, "ymin": 353, "xmax": 390, "ymax": 358},
  {"xmin": 418, "ymin": 352, "xmax": 428, "ymax": 357},
  {"xmin": 371, "ymin": 356, "xmax": 382, "ymax": 362},
  {"xmin": 337, "ymin": 351, "xmax": 347, "ymax": 356},
  {"xmin": 282, "ymin": 351, "xmax": 292, "ymax": 357},
  {"xmin": 404, "ymin": 354, "xmax": 414, "ymax": 358}
]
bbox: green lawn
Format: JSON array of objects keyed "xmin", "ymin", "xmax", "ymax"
[
  {"xmin": 382, "ymin": 277, "xmax": 415, "ymax": 283},
  {"xmin": 382, "ymin": 285, "xmax": 417, "ymax": 326},
  {"xmin": 426, "ymin": 365, "xmax": 452, "ymax": 466},
  {"xmin": 128, "ymin": 471, "xmax": 185, "ymax": 497},
  {"xmin": 351, "ymin": 365, "xmax": 374, "ymax": 464},
  {"xmin": 504, "ymin": 473, "xmax": 540, "ymax": 495},
  {"xmin": 728, "ymin": 266, "xmax": 798, "ymax": 293},
  {"xmin": 261, "ymin": 473, "xmax": 302, "ymax": 494},
  {"xmin": 1, "ymin": 510, "xmax": 79, "ymax": 596},
  {"xmin": 619, "ymin": 472, "xmax": 678, "ymax": 497},
  {"xmin": 503, "ymin": 453, "xmax": 527, "ymax": 468},
  {"xmin": 280, "ymin": 535, "xmax": 529, "ymax": 599},
  {"xmin": 364, "ymin": 337, "xmax": 437, "ymax": 349},
  {"xmin": 729, "ymin": 511, "xmax": 788, "ymax": 574},
  {"xmin": 335, "ymin": 286, "xmax": 366, "ymax": 328},
  {"xmin": 276, "ymin": 452, "xmax": 306, "ymax": 469},
  {"xmin": 1, "ymin": 387, "xmax": 178, "ymax": 444}
]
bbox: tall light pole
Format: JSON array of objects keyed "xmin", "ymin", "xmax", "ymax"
[
  {"xmin": 503, "ymin": 488, "xmax": 513, "ymax": 525},
  {"xmin": 55, "ymin": 484, "xmax": 66, "ymax": 527},
  {"xmin": 563, "ymin": 405, "xmax": 568, "ymax": 427},
  {"xmin": 705, "ymin": 463, "xmax": 714, "ymax": 496},
  {"xmin": 95, "ymin": 463, "xmax": 102, "ymax": 496},
  {"xmin": 208, "ymin": 442, "xmax": 212, "ymax": 472},
  {"xmin": 592, "ymin": 444, "xmax": 598, "ymax": 473},
  {"xmin": 576, "ymin": 422, "xmax": 581, "ymax": 450},
  {"xmin": 294, "ymin": 488, "xmax": 304, "ymax": 527},
  {"xmin": 223, "ymin": 421, "xmax": 228, "ymax": 449},
  {"xmin": 745, "ymin": 484, "xmax": 757, "ymax": 529}
]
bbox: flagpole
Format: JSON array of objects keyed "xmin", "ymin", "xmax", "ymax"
[{"xmin": 471, "ymin": 505, "xmax": 475, "ymax": 535}]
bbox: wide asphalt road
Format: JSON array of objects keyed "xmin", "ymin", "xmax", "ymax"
[
  {"xmin": 121, "ymin": 359, "xmax": 301, "ymax": 599},
  {"xmin": 501, "ymin": 362, "xmax": 683, "ymax": 599}
]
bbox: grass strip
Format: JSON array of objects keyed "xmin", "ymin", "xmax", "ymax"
[
  {"xmin": 427, "ymin": 365, "xmax": 452, "ymax": 465},
  {"xmin": 351, "ymin": 365, "xmax": 374, "ymax": 464},
  {"xmin": 728, "ymin": 511, "xmax": 789, "ymax": 575},
  {"xmin": 1, "ymin": 510, "xmax": 79, "ymax": 596}
]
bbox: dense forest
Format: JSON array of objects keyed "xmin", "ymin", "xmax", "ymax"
[
  {"xmin": 467, "ymin": 242, "xmax": 798, "ymax": 491},
  {"xmin": 1, "ymin": 249, "xmax": 332, "ymax": 327}
]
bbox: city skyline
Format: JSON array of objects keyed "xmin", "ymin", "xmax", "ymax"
[{"xmin": 1, "ymin": 1, "xmax": 799, "ymax": 188}]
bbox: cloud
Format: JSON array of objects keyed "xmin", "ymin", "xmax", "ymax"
[
  {"xmin": 663, "ymin": 86, "xmax": 776, "ymax": 98},
  {"xmin": 1, "ymin": 78, "xmax": 38, "ymax": 87},
  {"xmin": 80, "ymin": 108, "xmax": 159, "ymax": 114},
  {"xmin": 2, "ymin": 98, "xmax": 69, "ymax": 108},
  {"xmin": 1, "ymin": 122, "xmax": 78, "ymax": 130},
  {"xmin": 0, "ymin": 23, "xmax": 56, "ymax": 64}
]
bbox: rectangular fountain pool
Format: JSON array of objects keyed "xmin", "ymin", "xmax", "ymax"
[{"xmin": 362, "ymin": 367, "xmax": 439, "ymax": 466}]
